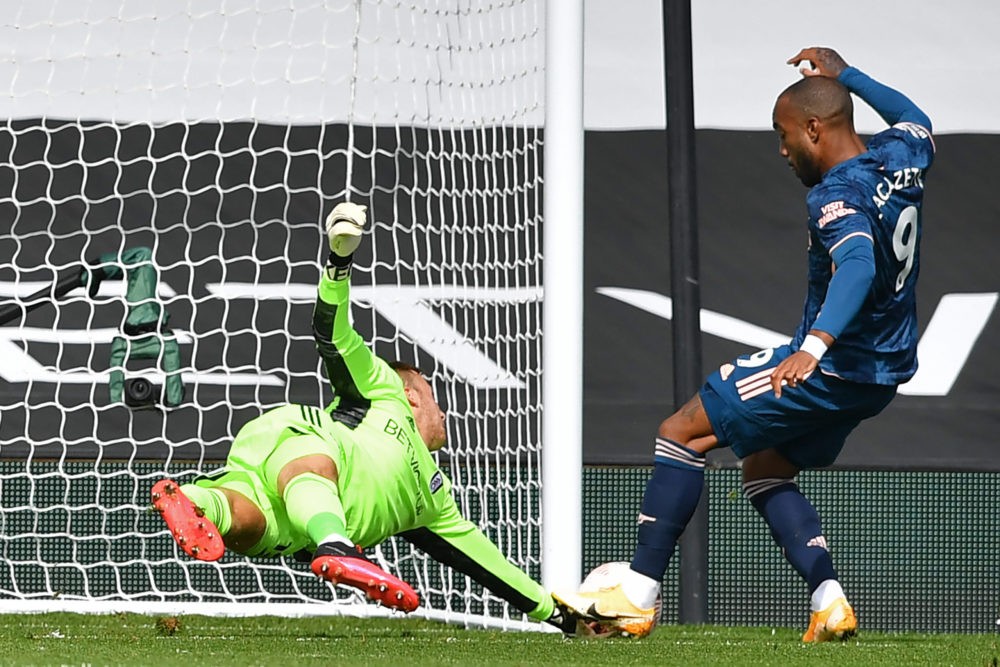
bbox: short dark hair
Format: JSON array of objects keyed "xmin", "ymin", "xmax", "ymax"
[
  {"xmin": 388, "ymin": 360, "xmax": 424, "ymax": 375},
  {"xmin": 388, "ymin": 360, "xmax": 425, "ymax": 387},
  {"xmin": 781, "ymin": 76, "xmax": 854, "ymax": 125}
]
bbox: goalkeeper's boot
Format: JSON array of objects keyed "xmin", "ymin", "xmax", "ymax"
[
  {"xmin": 545, "ymin": 601, "xmax": 618, "ymax": 639},
  {"xmin": 544, "ymin": 600, "xmax": 584, "ymax": 637},
  {"xmin": 802, "ymin": 597, "xmax": 858, "ymax": 643},
  {"xmin": 552, "ymin": 585, "xmax": 656, "ymax": 638},
  {"xmin": 311, "ymin": 541, "xmax": 419, "ymax": 613},
  {"xmin": 151, "ymin": 479, "xmax": 225, "ymax": 562}
]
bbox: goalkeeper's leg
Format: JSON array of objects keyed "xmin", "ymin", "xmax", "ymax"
[
  {"xmin": 153, "ymin": 472, "xmax": 274, "ymax": 561},
  {"xmin": 274, "ymin": 450, "xmax": 419, "ymax": 612},
  {"xmin": 151, "ymin": 479, "xmax": 227, "ymax": 561}
]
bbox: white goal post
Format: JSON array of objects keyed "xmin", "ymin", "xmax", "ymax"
[{"xmin": 0, "ymin": 0, "xmax": 582, "ymax": 630}]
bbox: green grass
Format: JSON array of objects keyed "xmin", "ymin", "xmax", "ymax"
[{"xmin": 0, "ymin": 613, "xmax": 996, "ymax": 666}]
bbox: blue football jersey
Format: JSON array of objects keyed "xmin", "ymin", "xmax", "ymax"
[{"xmin": 791, "ymin": 121, "xmax": 935, "ymax": 384}]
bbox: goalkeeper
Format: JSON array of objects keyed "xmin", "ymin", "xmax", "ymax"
[{"xmin": 152, "ymin": 202, "xmax": 578, "ymax": 633}]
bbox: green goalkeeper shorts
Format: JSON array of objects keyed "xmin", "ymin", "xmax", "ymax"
[{"xmin": 194, "ymin": 427, "xmax": 347, "ymax": 558}]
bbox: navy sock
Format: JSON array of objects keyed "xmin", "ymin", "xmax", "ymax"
[
  {"xmin": 630, "ymin": 438, "xmax": 706, "ymax": 581},
  {"xmin": 745, "ymin": 478, "xmax": 837, "ymax": 593}
]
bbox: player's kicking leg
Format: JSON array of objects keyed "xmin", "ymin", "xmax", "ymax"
[
  {"xmin": 151, "ymin": 479, "xmax": 226, "ymax": 561},
  {"xmin": 311, "ymin": 541, "xmax": 419, "ymax": 612}
]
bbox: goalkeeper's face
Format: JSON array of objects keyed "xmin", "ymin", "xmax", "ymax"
[{"xmin": 401, "ymin": 371, "xmax": 448, "ymax": 451}]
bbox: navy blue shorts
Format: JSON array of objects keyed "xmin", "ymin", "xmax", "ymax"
[{"xmin": 699, "ymin": 345, "xmax": 897, "ymax": 469}]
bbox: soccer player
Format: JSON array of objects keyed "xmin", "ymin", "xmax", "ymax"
[
  {"xmin": 554, "ymin": 47, "xmax": 935, "ymax": 642},
  {"xmin": 152, "ymin": 202, "xmax": 579, "ymax": 634}
]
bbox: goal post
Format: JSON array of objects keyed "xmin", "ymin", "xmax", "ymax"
[
  {"xmin": 0, "ymin": 0, "xmax": 583, "ymax": 629},
  {"xmin": 541, "ymin": 0, "xmax": 584, "ymax": 595}
]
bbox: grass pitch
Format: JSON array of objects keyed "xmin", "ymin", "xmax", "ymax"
[{"xmin": 0, "ymin": 613, "xmax": 996, "ymax": 666}]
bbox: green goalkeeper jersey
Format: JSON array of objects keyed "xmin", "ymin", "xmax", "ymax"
[
  {"xmin": 305, "ymin": 273, "xmax": 453, "ymax": 548},
  {"xmin": 311, "ymin": 270, "xmax": 553, "ymax": 621}
]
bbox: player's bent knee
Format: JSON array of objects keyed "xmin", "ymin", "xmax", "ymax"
[
  {"xmin": 657, "ymin": 414, "xmax": 693, "ymax": 444},
  {"xmin": 656, "ymin": 394, "xmax": 714, "ymax": 446},
  {"xmin": 656, "ymin": 416, "xmax": 704, "ymax": 448}
]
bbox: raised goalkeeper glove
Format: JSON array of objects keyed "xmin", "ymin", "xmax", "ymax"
[{"xmin": 326, "ymin": 201, "xmax": 368, "ymax": 257}]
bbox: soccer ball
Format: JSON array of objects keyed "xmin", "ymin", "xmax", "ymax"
[
  {"xmin": 579, "ymin": 561, "xmax": 661, "ymax": 638},
  {"xmin": 580, "ymin": 561, "xmax": 630, "ymax": 592}
]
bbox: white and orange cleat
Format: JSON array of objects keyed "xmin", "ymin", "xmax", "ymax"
[
  {"xmin": 802, "ymin": 597, "xmax": 858, "ymax": 643},
  {"xmin": 552, "ymin": 584, "xmax": 656, "ymax": 639},
  {"xmin": 151, "ymin": 479, "xmax": 225, "ymax": 562}
]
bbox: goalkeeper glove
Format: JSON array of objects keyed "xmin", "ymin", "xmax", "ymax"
[{"xmin": 326, "ymin": 201, "xmax": 368, "ymax": 258}]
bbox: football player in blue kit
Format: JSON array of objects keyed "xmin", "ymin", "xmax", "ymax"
[{"xmin": 555, "ymin": 47, "xmax": 935, "ymax": 642}]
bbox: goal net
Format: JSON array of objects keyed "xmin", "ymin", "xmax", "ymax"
[{"xmin": 0, "ymin": 0, "xmax": 546, "ymax": 629}]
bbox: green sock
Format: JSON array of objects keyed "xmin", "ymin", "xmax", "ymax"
[
  {"xmin": 180, "ymin": 484, "xmax": 232, "ymax": 535},
  {"xmin": 281, "ymin": 472, "xmax": 349, "ymax": 546}
]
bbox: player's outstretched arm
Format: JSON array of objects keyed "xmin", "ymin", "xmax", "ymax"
[
  {"xmin": 788, "ymin": 47, "xmax": 932, "ymax": 131},
  {"xmin": 398, "ymin": 502, "xmax": 580, "ymax": 634},
  {"xmin": 313, "ymin": 202, "xmax": 399, "ymax": 402}
]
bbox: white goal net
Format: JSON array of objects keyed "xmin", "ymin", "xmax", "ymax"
[{"xmin": 0, "ymin": 0, "xmax": 547, "ymax": 629}]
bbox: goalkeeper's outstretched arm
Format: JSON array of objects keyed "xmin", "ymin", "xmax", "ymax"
[
  {"xmin": 398, "ymin": 500, "xmax": 577, "ymax": 634},
  {"xmin": 312, "ymin": 202, "xmax": 400, "ymax": 403}
]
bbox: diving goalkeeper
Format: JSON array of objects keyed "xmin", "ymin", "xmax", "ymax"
[{"xmin": 152, "ymin": 202, "xmax": 578, "ymax": 634}]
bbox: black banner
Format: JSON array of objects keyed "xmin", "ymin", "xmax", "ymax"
[{"xmin": 0, "ymin": 124, "xmax": 996, "ymax": 470}]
